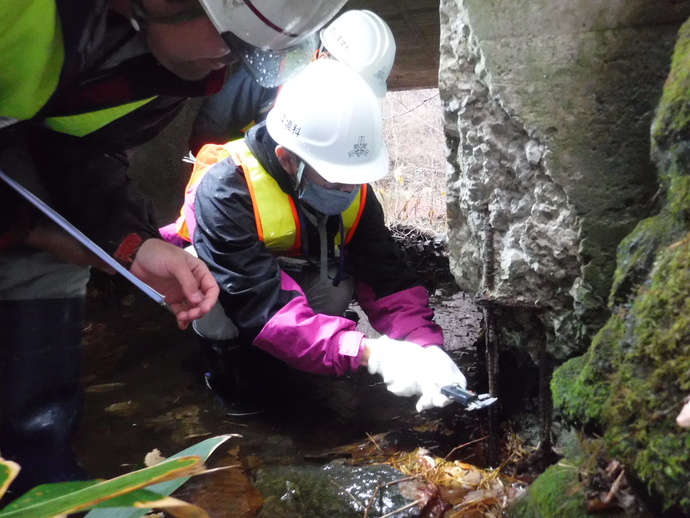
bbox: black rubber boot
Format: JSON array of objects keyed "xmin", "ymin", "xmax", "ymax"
[
  {"xmin": 195, "ymin": 332, "xmax": 272, "ymax": 417},
  {"xmin": 0, "ymin": 298, "xmax": 88, "ymax": 503}
]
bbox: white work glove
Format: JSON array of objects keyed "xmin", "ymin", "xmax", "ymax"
[
  {"xmin": 415, "ymin": 345, "xmax": 467, "ymax": 412},
  {"xmin": 366, "ymin": 337, "xmax": 467, "ymax": 412},
  {"xmin": 366, "ymin": 336, "xmax": 427, "ymax": 397}
]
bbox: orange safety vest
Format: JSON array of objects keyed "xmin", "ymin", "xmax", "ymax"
[{"xmin": 175, "ymin": 139, "xmax": 367, "ymax": 254}]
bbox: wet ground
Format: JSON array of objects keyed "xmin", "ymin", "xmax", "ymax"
[{"xmin": 74, "ymin": 234, "xmax": 493, "ymax": 517}]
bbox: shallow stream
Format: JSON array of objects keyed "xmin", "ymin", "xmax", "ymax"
[{"xmin": 75, "ymin": 249, "xmax": 503, "ymax": 517}]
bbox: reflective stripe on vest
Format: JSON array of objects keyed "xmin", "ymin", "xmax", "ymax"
[
  {"xmin": 0, "ymin": 0, "xmax": 64, "ymax": 121},
  {"xmin": 175, "ymin": 139, "xmax": 366, "ymax": 252},
  {"xmin": 227, "ymin": 140, "xmax": 301, "ymax": 254},
  {"xmin": 44, "ymin": 97, "xmax": 156, "ymax": 136},
  {"xmin": 339, "ymin": 183, "xmax": 367, "ymax": 247}
]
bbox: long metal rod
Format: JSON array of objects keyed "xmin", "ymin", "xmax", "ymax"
[
  {"xmin": 482, "ymin": 213, "xmax": 498, "ymax": 395},
  {"xmin": 536, "ymin": 315, "xmax": 554, "ymax": 455},
  {"xmin": 0, "ymin": 168, "xmax": 167, "ymax": 306},
  {"xmin": 481, "ymin": 210, "xmax": 501, "ymax": 466}
]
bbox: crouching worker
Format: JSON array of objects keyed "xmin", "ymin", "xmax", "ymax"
[{"xmin": 167, "ymin": 59, "xmax": 467, "ymax": 415}]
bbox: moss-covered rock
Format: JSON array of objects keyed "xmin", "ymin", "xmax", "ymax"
[
  {"xmin": 552, "ymin": 234, "xmax": 690, "ymax": 513},
  {"xmin": 651, "ymin": 17, "xmax": 690, "ymax": 151},
  {"xmin": 552, "ymin": 313, "xmax": 626, "ymax": 426},
  {"xmin": 602, "ymin": 234, "xmax": 690, "ymax": 512},
  {"xmin": 552, "ymin": 232, "xmax": 690, "ymax": 514},
  {"xmin": 546, "ymin": 14, "xmax": 690, "ymax": 514},
  {"xmin": 254, "ymin": 463, "xmax": 419, "ymax": 518},
  {"xmin": 609, "ymin": 215, "xmax": 681, "ymax": 306},
  {"xmin": 506, "ymin": 461, "xmax": 592, "ymax": 518}
]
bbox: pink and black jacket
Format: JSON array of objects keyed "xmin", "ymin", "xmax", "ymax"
[{"xmin": 191, "ymin": 123, "xmax": 444, "ymax": 376}]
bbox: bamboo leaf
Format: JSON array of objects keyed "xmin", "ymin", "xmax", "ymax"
[
  {"xmin": 102, "ymin": 491, "xmax": 210, "ymax": 518},
  {"xmin": 0, "ymin": 456, "xmax": 204, "ymax": 518},
  {"xmin": 84, "ymin": 434, "xmax": 237, "ymax": 518},
  {"xmin": 0, "ymin": 459, "xmax": 20, "ymax": 500}
]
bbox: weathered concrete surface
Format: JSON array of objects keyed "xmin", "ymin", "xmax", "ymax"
[{"xmin": 440, "ymin": 0, "xmax": 690, "ymax": 359}]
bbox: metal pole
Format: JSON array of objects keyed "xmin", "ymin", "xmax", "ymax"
[
  {"xmin": 535, "ymin": 314, "xmax": 554, "ymax": 456},
  {"xmin": 481, "ymin": 209, "xmax": 501, "ymax": 466}
]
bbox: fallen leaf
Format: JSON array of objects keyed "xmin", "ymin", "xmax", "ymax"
[
  {"xmin": 145, "ymin": 449, "xmax": 167, "ymax": 467},
  {"xmin": 86, "ymin": 383, "xmax": 126, "ymax": 394},
  {"xmin": 105, "ymin": 401, "xmax": 140, "ymax": 417}
]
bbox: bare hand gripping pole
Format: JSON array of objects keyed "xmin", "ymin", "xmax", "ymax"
[{"xmin": 0, "ymin": 168, "xmax": 167, "ymax": 306}]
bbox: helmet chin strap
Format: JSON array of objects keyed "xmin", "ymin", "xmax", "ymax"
[
  {"xmin": 296, "ymin": 161, "xmax": 306, "ymax": 185},
  {"xmin": 128, "ymin": 0, "xmax": 148, "ymax": 31}
]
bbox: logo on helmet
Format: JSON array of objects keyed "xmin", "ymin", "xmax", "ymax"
[
  {"xmin": 280, "ymin": 113, "xmax": 302, "ymax": 137},
  {"xmin": 348, "ymin": 136, "xmax": 369, "ymax": 158}
]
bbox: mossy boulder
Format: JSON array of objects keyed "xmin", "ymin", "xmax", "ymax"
[
  {"xmin": 602, "ymin": 235, "xmax": 690, "ymax": 512},
  {"xmin": 552, "ymin": 314, "xmax": 626, "ymax": 427},
  {"xmin": 609, "ymin": 215, "xmax": 682, "ymax": 306},
  {"xmin": 651, "ymin": 17, "xmax": 690, "ymax": 153},
  {"xmin": 543, "ymin": 14, "xmax": 690, "ymax": 514},
  {"xmin": 552, "ymin": 232, "xmax": 690, "ymax": 514},
  {"xmin": 506, "ymin": 462, "xmax": 593, "ymax": 518}
]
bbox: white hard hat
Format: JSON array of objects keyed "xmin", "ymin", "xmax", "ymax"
[
  {"xmin": 266, "ymin": 59, "xmax": 389, "ymax": 185},
  {"xmin": 320, "ymin": 10, "xmax": 396, "ymax": 97},
  {"xmin": 199, "ymin": 0, "xmax": 349, "ymax": 88}
]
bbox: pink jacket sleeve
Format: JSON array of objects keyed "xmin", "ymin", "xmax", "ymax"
[
  {"xmin": 254, "ymin": 271, "xmax": 366, "ymax": 376},
  {"xmin": 158, "ymin": 174, "xmax": 200, "ymax": 247},
  {"xmin": 355, "ymin": 281, "xmax": 444, "ymax": 347}
]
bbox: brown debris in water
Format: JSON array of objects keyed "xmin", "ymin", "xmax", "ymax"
[{"xmin": 384, "ymin": 447, "xmax": 527, "ymax": 517}]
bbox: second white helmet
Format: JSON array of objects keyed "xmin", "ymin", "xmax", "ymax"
[
  {"xmin": 320, "ymin": 10, "xmax": 396, "ymax": 97},
  {"xmin": 266, "ymin": 59, "xmax": 389, "ymax": 185},
  {"xmin": 199, "ymin": 0, "xmax": 349, "ymax": 87}
]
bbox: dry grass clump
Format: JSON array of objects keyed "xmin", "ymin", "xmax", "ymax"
[{"xmin": 375, "ymin": 89, "xmax": 447, "ymax": 236}]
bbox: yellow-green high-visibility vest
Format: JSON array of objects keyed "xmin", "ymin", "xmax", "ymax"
[
  {"xmin": 176, "ymin": 139, "xmax": 367, "ymax": 254},
  {"xmin": 0, "ymin": 0, "xmax": 155, "ymax": 137}
]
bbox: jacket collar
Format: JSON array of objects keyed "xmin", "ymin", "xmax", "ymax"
[{"xmin": 245, "ymin": 122, "xmax": 298, "ymax": 197}]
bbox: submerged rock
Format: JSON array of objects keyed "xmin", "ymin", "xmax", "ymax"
[{"xmin": 254, "ymin": 463, "xmax": 421, "ymax": 518}]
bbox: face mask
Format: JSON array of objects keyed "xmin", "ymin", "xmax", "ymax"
[{"xmin": 297, "ymin": 166, "xmax": 360, "ymax": 215}]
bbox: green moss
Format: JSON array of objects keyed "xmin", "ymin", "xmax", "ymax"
[
  {"xmin": 507, "ymin": 462, "xmax": 592, "ymax": 518},
  {"xmin": 609, "ymin": 175, "xmax": 690, "ymax": 306},
  {"xmin": 602, "ymin": 233, "xmax": 690, "ymax": 512},
  {"xmin": 666, "ymin": 174, "xmax": 690, "ymax": 223},
  {"xmin": 651, "ymin": 17, "xmax": 690, "ymax": 149},
  {"xmin": 610, "ymin": 215, "xmax": 678, "ymax": 306},
  {"xmin": 551, "ymin": 17, "xmax": 690, "ymax": 513},
  {"xmin": 552, "ymin": 314, "xmax": 625, "ymax": 425}
]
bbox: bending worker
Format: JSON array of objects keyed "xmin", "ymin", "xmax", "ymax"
[
  {"xmin": 168, "ymin": 59, "xmax": 468, "ymax": 416},
  {"xmin": 0, "ymin": 0, "xmax": 347, "ymax": 500}
]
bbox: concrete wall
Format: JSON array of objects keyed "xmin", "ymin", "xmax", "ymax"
[{"xmin": 440, "ymin": 0, "xmax": 690, "ymax": 359}]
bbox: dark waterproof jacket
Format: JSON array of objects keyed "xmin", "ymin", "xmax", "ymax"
[
  {"xmin": 193, "ymin": 123, "xmax": 444, "ymax": 376},
  {"xmin": 0, "ymin": 0, "xmax": 224, "ymax": 256},
  {"xmin": 188, "ymin": 67, "xmax": 278, "ymax": 155}
]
